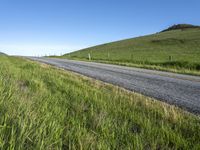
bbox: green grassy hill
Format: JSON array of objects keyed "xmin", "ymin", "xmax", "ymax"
[{"xmin": 63, "ymin": 24, "xmax": 200, "ymax": 74}]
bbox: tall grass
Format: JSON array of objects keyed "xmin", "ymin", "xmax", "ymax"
[{"xmin": 0, "ymin": 56, "xmax": 200, "ymax": 149}]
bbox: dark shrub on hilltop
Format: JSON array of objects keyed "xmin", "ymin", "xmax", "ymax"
[{"xmin": 162, "ymin": 24, "xmax": 200, "ymax": 32}]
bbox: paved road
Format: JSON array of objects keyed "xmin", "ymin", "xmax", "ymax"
[{"xmin": 28, "ymin": 57, "xmax": 200, "ymax": 114}]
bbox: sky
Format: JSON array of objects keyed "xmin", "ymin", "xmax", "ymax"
[{"xmin": 0, "ymin": 0, "xmax": 199, "ymax": 56}]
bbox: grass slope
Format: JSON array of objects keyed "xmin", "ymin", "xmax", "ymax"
[
  {"xmin": 63, "ymin": 25, "xmax": 200, "ymax": 75},
  {"xmin": 0, "ymin": 55, "xmax": 200, "ymax": 149}
]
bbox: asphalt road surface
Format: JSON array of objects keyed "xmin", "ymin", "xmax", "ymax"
[{"xmin": 28, "ymin": 57, "xmax": 200, "ymax": 114}]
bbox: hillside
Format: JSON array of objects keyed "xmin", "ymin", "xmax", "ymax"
[
  {"xmin": 63, "ymin": 24, "xmax": 200, "ymax": 73},
  {"xmin": 0, "ymin": 52, "xmax": 6, "ymax": 55}
]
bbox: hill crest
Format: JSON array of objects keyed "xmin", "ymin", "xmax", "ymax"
[
  {"xmin": 0, "ymin": 52, "xmax": 6, "ymax": 55},
  {"xmin": 161, "ymin": 24, "xmax": 200, "ymax": 32}
]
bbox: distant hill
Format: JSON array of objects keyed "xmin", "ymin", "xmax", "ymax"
[
  {"xmin": 63, "ymin": 24, "xmax": 200, "ymax": 72},
  {"xmin": 0, "ymin": 52, "xmax": 6, "ymax": 55},
  {"xmin": 161, "ymin": 24, "xmax": 200, "ymax": 32}
]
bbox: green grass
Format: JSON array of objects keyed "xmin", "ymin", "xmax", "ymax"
[
  {"xmin": 0, "ymin": 56, "xmax": 200, "ymax": 149},
  {"xmin": 62, "ymin": 27, "xmax": 200, "ymax": 75}
]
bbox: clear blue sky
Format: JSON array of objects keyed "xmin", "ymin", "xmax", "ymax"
[{"xmin": 0, "ymin": 0, "xmax": 199, "ymax": 56}]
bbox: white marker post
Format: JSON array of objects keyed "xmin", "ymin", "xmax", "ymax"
[
  {"xmin": 88, "ymin": 53, "xmax": 91, "ymax": 60},
  {"xmin": 108, "ymin": 52, "xmax": 110, "ymax": 59}
]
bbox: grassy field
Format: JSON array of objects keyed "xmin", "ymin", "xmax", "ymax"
[
  {"xmin": 62, "ymin": 26, "xmax": 200, "ymax": 75},
  {"xmin": 0, "ymin": 56, "xmax": 200, "ymax": 149}
]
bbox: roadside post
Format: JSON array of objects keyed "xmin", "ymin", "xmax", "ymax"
[
  {"xmin": 88, "ymin": 53, "xmax": 91, "ymax": 60},
  {"xmin": 108, "ymin": 52, "xmax": 110, "ymax": 60}
]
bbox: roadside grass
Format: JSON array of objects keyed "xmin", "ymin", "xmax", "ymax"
[
  {"xmin": 93, "ymin": 60, "xmax": 200, "ymax": 76},
  {"xmin": 62, "ymin": 28, "xmax": 200, "ymax": 76},
  {"xmin": 0, "ymin": 56, "xmax": 200, "ymax": 149}
]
